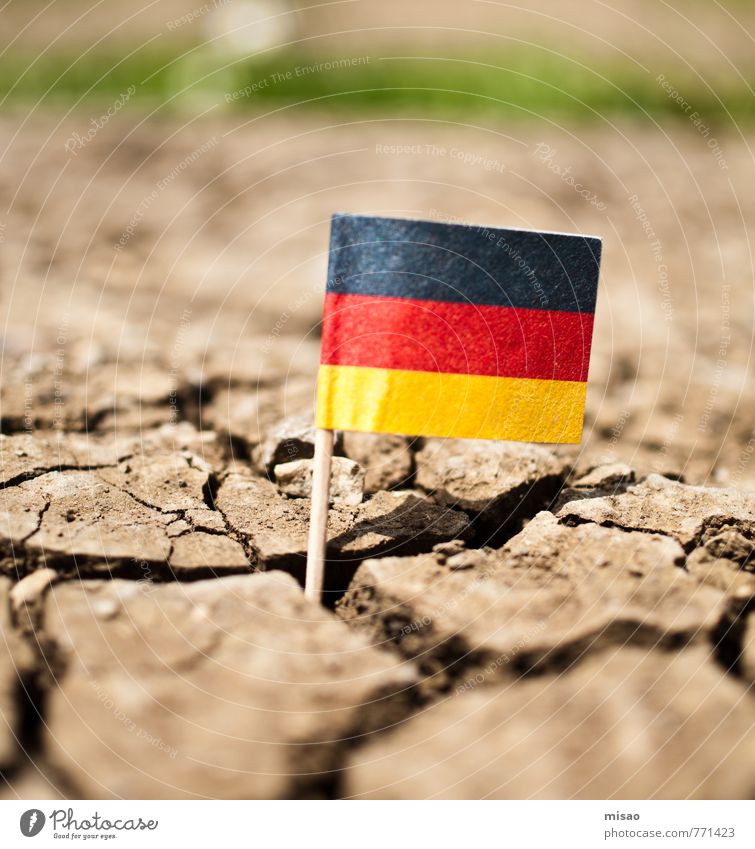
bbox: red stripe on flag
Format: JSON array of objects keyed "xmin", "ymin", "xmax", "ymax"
[{"xmin": 321, "ymin": 292, "xmax": 594, "ymax": 382}]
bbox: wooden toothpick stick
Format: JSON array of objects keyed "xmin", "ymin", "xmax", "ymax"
[{"xmin": 305, "ymin": 428, "xmax": 334, "ymax": 602}]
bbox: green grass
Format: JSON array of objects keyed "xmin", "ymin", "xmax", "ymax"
[{"xmin": 1, "ymin": 44, "xmax": 752, "ymax": 124}]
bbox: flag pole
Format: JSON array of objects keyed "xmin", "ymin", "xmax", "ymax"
[{"xmin": 305, "ymin": 427, "xmax": 333, "ymax": 602}]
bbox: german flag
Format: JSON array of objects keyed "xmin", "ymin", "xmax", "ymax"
[{"xmin": 316, "ymin": 214, "xmax": 601, "ymax": 444}]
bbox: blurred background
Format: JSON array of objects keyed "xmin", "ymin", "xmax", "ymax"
[{"xmin": 1, "ymin": 0, "xmax": 753, "ymax": 483}]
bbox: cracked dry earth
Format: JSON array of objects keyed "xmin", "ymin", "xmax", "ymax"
[
  {"xmin": 1, "ymin": 425, "xmax": 755, "ymax": 799},
  {"xmin": 1, "ymin": 117, "xmax": 754, "ymax": 799}
]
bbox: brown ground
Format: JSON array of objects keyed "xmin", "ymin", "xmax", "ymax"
[{"xmin": 0, "ymin": 111, "xmax": 754, "ymax": 798}]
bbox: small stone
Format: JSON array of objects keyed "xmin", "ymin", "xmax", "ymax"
[
  {"xmin": 344, "ymin": 647, "xmax": 755, "ymax": 799},
  {"xmin": 275, "ymin": 457, "xmax": 365, "ymax": 506}
]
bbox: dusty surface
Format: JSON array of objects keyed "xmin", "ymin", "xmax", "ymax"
[
  {"xmin": 41, "ymin": 572, "xmax": 415, "ymax": 799},
  {"xmin": 559, "ymin": 475, "xmax": 755, "ymax": 551},
  {"xmin": 345, "ymin": 647, "xmax": 755, "ymax": 800},
  {"xmin": 0, "ymin": 110, "xmax": 754, "ymax": 799},
  {"xmin": 337, "ymin": 514, "xmax": 723, "ymax": 694}
]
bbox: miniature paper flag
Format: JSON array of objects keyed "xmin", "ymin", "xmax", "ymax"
[{"xmin": 316, "ymin": 214, "xmax": 601, "ymax": 443}]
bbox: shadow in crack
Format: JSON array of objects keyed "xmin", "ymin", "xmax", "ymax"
[
  {"xmin": 262, "ymin": 493, "xmax": 471, "ymax": 608},
  {"xmin": 420, "ymin": 469, "xmax": 569, "ymax": 548}
]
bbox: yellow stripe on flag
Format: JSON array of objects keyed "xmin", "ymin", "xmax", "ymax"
[{"xmin": 316, "ymin": 364, "xmax": 587, "ymax": 444}]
